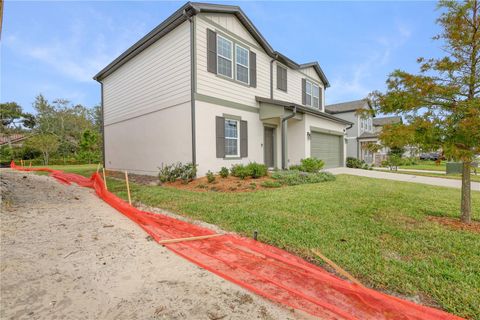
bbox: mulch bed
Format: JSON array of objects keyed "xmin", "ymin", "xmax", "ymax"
[
  {"xmin": 428, "ymin": 216, "xmax": 480, "ymax": 233},
  {"xmin": 164, "ymin": 175, "xmax": 279, "ymax": 192},
  {"xmin": 105, "ymin": 170, "xmax": 280, "ymax": 192}
]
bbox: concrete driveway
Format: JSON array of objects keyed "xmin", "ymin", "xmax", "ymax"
[{"xmin": 328, "ymin": 167, "xmax": 480, "ymax": 191}]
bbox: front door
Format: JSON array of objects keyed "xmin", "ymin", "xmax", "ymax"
[{"xmin": 264, "ymin": 127, "xmax": 275, "ymax": 168}]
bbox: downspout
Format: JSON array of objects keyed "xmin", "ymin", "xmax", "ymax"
[
  {"xmin": 270, "ymin": 58, "xmax": 275, "ymax": 99},
  {"xmin": 100, "ymin": 82, "xmax": 105, "ymax": 169},
  {"xmin": 281, "ymin": 106, "xmax": 296, "ymax": 169},
  {"xmin": 184, "ymin": 9, "xmax": 196, "ymax": 169}
]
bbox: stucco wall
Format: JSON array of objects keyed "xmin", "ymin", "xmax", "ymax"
[
  {"xmin": 104, "ymin": 102, "xmax": 192, "ymax": 175},
  {"xmin": 194, "ymin": 100, "xmax": 265, "ymax": 176}
]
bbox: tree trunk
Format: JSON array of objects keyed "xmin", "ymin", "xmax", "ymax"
[{"xmin": 461, "ymin": 161, "xmax": 471, "ymax": 224}]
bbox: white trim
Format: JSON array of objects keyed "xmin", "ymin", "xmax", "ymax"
[
  {"xmin": 305, "ymin": 80, "xmax": 320, "ymax": 109},
  {"xmin": 217, "ymin": 34, "xmax": 233, "ymax": 79},
  {"xmin": 235, "ymin": 43, "xmax": 249, "ymax": 85}
]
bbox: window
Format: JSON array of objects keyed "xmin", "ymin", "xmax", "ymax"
[
  {"xmin": 235, "ymin": 44, "xmax": 249, "ymax": 84},
  {"xmin": 312, "ymin": 85, "xmax": 320, "ymax": 108},
  {"xmin": 217, "ymin": 35, "xmax": 233, "ymax": 78},
  {"xmin": 225, "ymin": 119, "xmax": 239, "ymax": 156},
  {"xmin": 277, "ymin": 65, "xmax": 287, "ymax": 91},
  {"xmin": 305, "ymin": 80, "xmax": 320, "ymax": 108}
]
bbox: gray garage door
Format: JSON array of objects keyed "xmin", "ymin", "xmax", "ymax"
[{"xmin": 310, "ymin": 132, "xmax": 343, "ymax": 168}]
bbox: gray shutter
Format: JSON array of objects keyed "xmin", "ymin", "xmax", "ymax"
[
  {"xmin": 276, "ymin": 65, "xmax": 282, "ymax": 90},
  {"xmin": 216, "ymin": 116, "xmax": 225, "ymax": 158},
  {"xmin": 249, "ymin": 51, "xmax": 256, "ymax": 87},
  {"xmin": 240, "ymin": 120, "xmax": 248, "ymax": 157},
  {"xmin": 283, "ymin": 67, "xmax": 287, "ymax": 91},
  {"xmin": 319, "ymin": 88, "xmax": 323, "ymax": 109},
  {"xmin": 207, "ymin": 29, "xmax": 217, "ymax": 74},
  {"xmin": 302, "ymin": 78, "xmax": 306, "ymax": 105}
]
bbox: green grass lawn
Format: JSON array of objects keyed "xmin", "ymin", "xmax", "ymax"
[
  {"xmin": 399, "ymin": 160, "xmax": 446, "ymax": 171},
  {"xmin": 27, "ymin": 165, "xmax": 480, "ymax": 318}
]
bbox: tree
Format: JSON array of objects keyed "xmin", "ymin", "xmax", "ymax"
[
  {"xmin": 78, "ymin": 129, "xmax": 100, "ymax": 164},
  {"xmin": 0, "ymin": 102, "xmax": 35, "ymax": 132},
  {"xmin": 371, "ymin": 0, "xmax": 479, "ymax": 223},
  {"xmin": 25, "ymin": 134, "xmax": 59, "ymax": 165}
]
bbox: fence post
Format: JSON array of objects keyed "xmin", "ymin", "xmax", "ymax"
[{"xmin": 125, "ymin": 171, "xmax": 132, "ymax": 205}]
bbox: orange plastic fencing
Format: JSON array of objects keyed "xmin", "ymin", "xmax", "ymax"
[{"xmin": 10, "ymin": 161, "xmax": 464, "ymax": 320}]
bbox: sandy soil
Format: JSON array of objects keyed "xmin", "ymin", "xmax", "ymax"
[{"xmin": 0, "ymin": 170, "xmax": 308, "ymax": 320}]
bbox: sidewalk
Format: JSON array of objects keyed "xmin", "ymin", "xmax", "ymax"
[
  {"xmin": 328, "ymin": 167, "xmax": 480, "ymax": 191},
  {"xmin": 373, "ymin": 167, "xmax": 446, "ymax": 174}
]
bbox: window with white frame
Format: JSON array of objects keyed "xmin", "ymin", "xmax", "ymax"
[
  {"xmin": 224, "ymin": 119, "xmax": 239, "ymax": 156},
  {"xmin": 305, "ymin": 80, "xmax": 320, "ymax": 108},
  {"xmin": 235, "ymin": 44, "xmax": 249, "ymax": 84},
  {"xmin": 217, "ymin": 35, "xmax": 233, "ymax": 78}
]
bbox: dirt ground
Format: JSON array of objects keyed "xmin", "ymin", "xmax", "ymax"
[{"xmin": 0, "ymin": 170, "xmax": 308, "ymax": 320}]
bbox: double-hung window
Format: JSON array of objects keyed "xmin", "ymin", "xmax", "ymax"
[
  {"xmin": 235, "ymin": 44, "xmax": 249, "ymax": 84},
  {"xmin": 224, "ymin": 119, "xmax": 239, "ymax": 157},
  {"xmin": 305, "ymin": 80, "xmax": 320, "ymax": 108},
  {"xmin": 217, "ymin": 35, "xmax": 233, "ymax": 78}
]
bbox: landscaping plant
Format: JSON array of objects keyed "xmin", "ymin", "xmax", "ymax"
[
  {"xmin": 206, "ymin": 170, "xmax": 216, "ymax": 183},
  {"xmin": 272, "ymin": 170, "xmax": 335, "ymax": 186},
  {"xmin": 219, "ymin": 167, "xmax": 229, "ymax": 178},
  {"xmin": 158, "ymin": 162, "xmax": 197, "ymax": 183}
]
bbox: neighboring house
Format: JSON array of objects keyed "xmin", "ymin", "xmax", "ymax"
[
  {"xmin": 94, "ymin": 2, "xmax": 352, "ymax": 176},
  {"xmin": 0, "ymin": 133, "xmax": 28, "ymax": 148},
  {"xmin": 325, "ymin": 99, "xmax": 401, "ymax": 165}
]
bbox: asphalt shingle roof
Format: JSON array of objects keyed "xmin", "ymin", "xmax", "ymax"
[
  {"xmin": 325, "ymin": 99, "xmax": 370, "ymax": 114},
  {"xmin": 373, "ymin": 116, "xmax": 402, "ymax": 126}
]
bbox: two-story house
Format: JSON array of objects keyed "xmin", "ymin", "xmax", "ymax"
[
  {"xmin": 94, "ymin": 2, "xmax": 352, "ymax": 176},
  {"xmin": 325, "ymin": 99, "xmax": 402, "ymax": 165}
]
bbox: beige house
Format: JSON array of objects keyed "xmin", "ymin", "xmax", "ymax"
[
  {"xmin": 94, "ymin": 2, "xmax": 352, "ymax": 176},
  {"xmin": 325, "ymin": 99, "xmax": 402, "ymax": 165}
]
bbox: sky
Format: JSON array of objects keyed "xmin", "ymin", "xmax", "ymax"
[{"xmin": 1, "ymin": 1, "xmax": 443, "ymax": 114}]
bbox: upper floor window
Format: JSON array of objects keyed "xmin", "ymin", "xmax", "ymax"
[
  {"xmin": 360, "ymin": 117, "xmax": 373, "ymax": 132},
  {"xmin": 217, "ymin": 35, "xmax": 233, "ymax": 78},
  {"xmin": 277, "ymin": 65, "xmax": 287, "ymax": 91},
  {"xmin": 305, "ymin": 80, "xmax": 320, "ymax": 108},
  {"xmin": 235, "ymin": 44, "xmax": 249, "ymax": 84}
]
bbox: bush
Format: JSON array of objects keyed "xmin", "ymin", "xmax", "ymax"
[
  {"xmin": 219, "ymin": 167, "xmax": 229, "ymax": 178},
  {"xmin": 346, "ymin": 157, "xmax": 365, "ymax": 168},
  {"xmin": 159, "ymin": 162, "xmax": 197, "ymax": 183},
  {"xmin": 206, "ymin": 170, "xmax": 216, "ymax": 183},
  {"xmin": 289, "ymin": 158, "xmax": 324, "ymax": 173},
  {"xmin": 261, "ymin": 180, "xmax": 282, "ymax": 188},
  {"xmin": 246, "ymin": 162, "xmax": 268, "ymax": 178},
  {"xmin": 230, "ymin": 162, "xmax": 268, "ymax": 179},
  {"xmin": 271, "ymin": 170, "xmax": 335, "ymax": 186}
]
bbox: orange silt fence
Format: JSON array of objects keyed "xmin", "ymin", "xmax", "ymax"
[{"xmin": 10, "ymin": 161, "xmax": 464, "ymax": 320}]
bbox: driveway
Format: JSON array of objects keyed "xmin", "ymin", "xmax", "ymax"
[
  {"xmin": 0, "ymin": 170, "xmax": 304, "ymax": 320},
  {"xmin": 328, "ymin": 167, "xmax": 480, "ymax": 191}
]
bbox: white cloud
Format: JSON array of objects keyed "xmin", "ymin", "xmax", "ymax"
[
  {"xmin": 326, "ymin": 23, "xmax": 412, "ymax": 104},
  {"xmin": 4, "ymin": 10, "xmax": 149, "ymax": 83}
]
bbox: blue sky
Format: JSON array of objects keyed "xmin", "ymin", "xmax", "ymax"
[{"xmin": 2, "ymin": 1, "xmax": 442, "ymax": 114}]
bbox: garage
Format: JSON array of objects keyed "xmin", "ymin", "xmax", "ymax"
[{"xmin": 310, "ymin": 132, "xmax": 343, "ymax": 168}]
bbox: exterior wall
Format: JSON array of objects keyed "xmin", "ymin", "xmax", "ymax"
[
  {"xmin": 102, "ymin": 21, "xmax": 191, "ymax": 125},
  {"xmin": 194, "ymin": 100, "xmax": 265, "ymax": 176},
  {"xmin": 286, "ymin": 118, "xmax": 306, "ymax": 166},
  {"xmin": 272, "ymin": 62, "xmax": 325, "ymax": 111},
  {"xmin": 102, "ymin": 20, "xmax": 192, "ymax": 175},
  {"xmin": 304, "ymin": 114, "xmax": 347, "ymax": 166},
  {"xmin": 346, "ymin": 139, "xmax": 358, "ymax": 158},
  {"xmin": 195, "ymin": 13, "xmax": 270, "ymax": 107},
  {"xmin": 104, "ymin": 102, "xmax": 192, "ymax": 175}
]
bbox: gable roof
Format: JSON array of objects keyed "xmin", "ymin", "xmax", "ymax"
[
  {"xmin": 325, "ymin": 99, "xmax": 371, "ymax": 114},
  {"xmin": 93, "ymin": 2, "xmax": 330, "ymax": 86},
  {"xmin": 373, "ymin": 116, "xmax": 402, "ymax": 126}
]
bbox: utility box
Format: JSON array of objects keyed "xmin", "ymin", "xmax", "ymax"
[{"xmin": 446, "ymin": 162, "xmax": 463, "ymax": 174}]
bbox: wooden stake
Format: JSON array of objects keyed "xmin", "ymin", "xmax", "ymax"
[
  {"xmin": 29, "ymin": 161, "xmax": 32, "ymax": 167},
  {"xmin": 311, "ymin": 249, "xmax": 362, "ymax": 286},
  {"xmin": 158, "ymin": 234, "xmax": 222, "ymax": 244},
  {"xmin": 96, "ymin": 163, "xmax": 101, "ymax": 173},
  {"xmin": 125, "ymin": 170, "xmax": 132, "ymax": 205},
  {"xmin": 102, "ymin": 168, "xmax": 108, "ymax": 190}
]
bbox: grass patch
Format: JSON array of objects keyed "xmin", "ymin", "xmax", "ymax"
[
  {"xmin": 399, "ymin": 160, "xmax": 446, "ymax": 171},
  {"xmin": 29, "ymin": 164, "xmax": 480, "ymax": 318}
]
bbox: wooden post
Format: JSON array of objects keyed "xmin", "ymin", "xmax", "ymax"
[
  {"xmin": 29, "ymin": 161, "xmax": 32, "ymax": 167},
  {"xmin": 96, "ymin": 163, "xmax": 101, "ymax": 173},
  {"xmin": 311, "ymin": 249, "xmax": 362, "ymax": 286},
  {"xmin": 102, "ymin": 168, "xmax": 108, "ymax": 190},
  {"xmin": 125, "ymin": 171, "xmax": 132, "ymax": 205}
]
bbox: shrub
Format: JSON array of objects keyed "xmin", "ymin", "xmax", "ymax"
[
  {"xmin": 271, "ymin": 170, "xmax": 335, "ymax": 186},
  {"xmin": 246, "ymin": 162, "xmax": 268, "ymax": 178},
  {"xmin": 219, "ymin": 167, "xmax": 229, "ymax": 178},
  {"xmin": 231, "ymin": 164, "xmax": 250, "ymax": 179},
  {"xmin": 288, "ymin": 164, "xmax": 303, "ymax": 171},
  {"xmin": 346, "ymin": 157, "xmax": 365, "ymax": 168},
  {"xmin": 158, "ymin": 162, "xmax": 197, "ymax": 183},
  {"xmin": 299, "ymin": 157, "xmax": 324, "ymax": 173},
  {"xmin": 206, "ymin": 170, "xmax": 216, "ymax": 183},
  {"xmin": 261, "ymin": 180, "xmax": 282, "ymax": 188}
]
